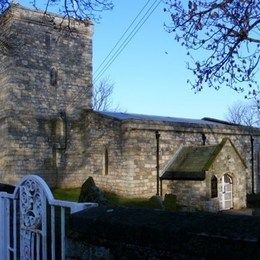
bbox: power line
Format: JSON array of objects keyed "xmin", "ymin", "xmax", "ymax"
[
  {"xmin": 68, "ymin": 1, "xmax": 156, "ymax": 111},
  {"xmin": 93, "ymin": 0, "xmax": 162, "ymax": 84},
  {"xmin": 67, "ymin": 0, "xmax": 162, "ymax": 111},
  {"xmin": 94, "ymin": 0, "xmax": 153, "ymax": 77}
]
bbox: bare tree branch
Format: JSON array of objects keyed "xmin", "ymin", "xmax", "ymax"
[
  {"xmin": 226, "ymin": 101, "xmax": 260, "ymax": 127},
  {"xmin": 0, "ymin": 0, "xmax": 113, "ymax": 21},
  {"xmin": 93, "ymin": 77, "xmax": 120, "ymax": 112},
  {"xmin": 0, "ymin": 0, "xmax": 9, "ymax": 12},
  {"xmin": 164, "ymin": 0, "xmax": 260, "ymax": 100}
]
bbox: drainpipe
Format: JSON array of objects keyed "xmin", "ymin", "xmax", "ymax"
[
  {"xmin": 251, "ymin": 135, "xmax": 255, "ymax": 194},
  {"xmin": 160, "ymin": 179, "xmax": 163, "ymax": 197},
  {"xmin": 155, "ymin": 131, "xmax": 160, "ymax": 196}
]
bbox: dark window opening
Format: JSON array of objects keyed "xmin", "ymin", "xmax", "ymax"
[
  {"xmin": 224, "ymin": 174, "xmax": 232, "ymax": 184},
  {"xmin": 50, "ymin": 67, "xmax": 58, "ymax": 86},
  {"xmin": 104, "ymin": 148, "xmax": 109, "ymax": 175},
  {"xmin": 211, "ymin": 175, "xmax": 218, "ymax": 198},
  {"xmin": 202, "ymin": 133, "xmax": 206, "ymax": 145}
]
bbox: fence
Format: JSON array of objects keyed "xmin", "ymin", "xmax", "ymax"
[{"xmin": 0, "ymin": 175, "xmax": 97, "ymax": 260}]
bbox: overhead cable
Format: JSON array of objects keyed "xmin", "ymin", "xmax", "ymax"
[
  {"xmin": 93, "ymin": 0, "xmax": 162, "ymax": 84},
  {"xmin": 94, "ymin": 0, "xmax": 153, "ymax": 77},
  {"xmin": 67, "ymin": 0, "xmax": 162, "ymax": 111}
]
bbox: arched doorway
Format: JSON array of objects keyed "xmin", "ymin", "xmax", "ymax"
[{"xmin": 220, "ymin": 174, "xmax": 233, "ymax": 210}]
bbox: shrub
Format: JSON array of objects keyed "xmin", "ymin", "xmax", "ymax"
[
  {"xmin": 247, "ymin": 193, "xmax": 260, "ymax": 208},
  {"xmin": 163, "ymin": 194, "xmax": 177, "ymax": 211}
]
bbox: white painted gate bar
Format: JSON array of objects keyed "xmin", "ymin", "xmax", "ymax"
[{"xmin": 0, "ymin": 175, "xmax": 97, "ymax": 260}]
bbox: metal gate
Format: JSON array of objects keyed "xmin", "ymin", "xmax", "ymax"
[{"xmin": 0, "ymin": 175, "xmax": 97, "ymax": 260}]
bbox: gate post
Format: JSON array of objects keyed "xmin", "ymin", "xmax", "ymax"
[{"xmin": 0, "ymin": 192, "xmax": 7, "ymax": 260}]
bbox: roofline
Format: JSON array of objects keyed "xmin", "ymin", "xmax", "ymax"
[
  {"xmin": 0, "ymin": 3, "xmax": 93, "ymax": 27},
  {"xmin": 160, "ymin": 138, "xmax": 247, "ymax": 178},
  {"xmin": 159, "ymin": 145, "xmax": 184, "ymax": 177},
  {"xmin": 95, "ymin": 111, "xmax": 260, "ymax": 135},
  {"xmin": 203, "ymin": 138, "xmax": 247, "ymax": 170},
  {"xmin": 202, "ymin": 117, "xmax": 239, "ymax": 126}
]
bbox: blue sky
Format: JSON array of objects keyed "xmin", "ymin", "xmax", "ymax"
[
  {"xmin": 19, "ymin": 0, "xmax": 248, "ymax": 120},
  {"xmin": 93, "ymin": 0, "xmax": 247, "ymax": 120}
]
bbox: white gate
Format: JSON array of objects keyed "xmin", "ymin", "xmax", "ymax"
[
  {"xmin": 0, "ymin": 175, "xmax": 97, "ymax": 260},
  {"xmin": 221, "ymin": 174, "xmax": 233, "ymax": 210}
]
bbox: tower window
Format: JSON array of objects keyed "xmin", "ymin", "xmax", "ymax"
[
  {"xmin": 201, "ymin": 133, "xmax": 206, "ymax": 145},
  {"xmin": 211, "ymin": 175, "xmax": 218, "ymax": 198},
  {"xmin": 50, "ymin": 67, "xmax": 58, "ymax": 86},
  {"xmin": 103, "ymin": 148, "xmax": 109, "ymax": 175}
]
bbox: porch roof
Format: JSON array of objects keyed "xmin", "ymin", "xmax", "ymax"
[
  {"xmin": 161, "ymin": 138, "xmax": 246, "ymax": 181},
  {"xmin": 161, "ymin": 171, "xmax": 205, "ymax": 181},
  {"xmin": 160, "ymin": 145, "xmax": 218, "ymax": 181},
  {"xmin": 97, "ymin": 111, "xmax": 230, "ymax": 126},
  {"xmin": 161, "ymin": 139, "xmax": 231, "ymax": 181}
]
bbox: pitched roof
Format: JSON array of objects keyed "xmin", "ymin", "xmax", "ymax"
[
  {"xmin": 97, "ymin": 111, "xmax": 232, "ymax": 126},
  {"xmin": 160, "ymin": 138, "xmax": 246, "ymax": 181}
]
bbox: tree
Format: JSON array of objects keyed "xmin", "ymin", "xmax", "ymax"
[
  {"xmin": 0, "ymin": 0, "xmax": 8, "ymax": 12},
  {"xmin": 226, "ymin": 101, "xmax": 260, "ymax": 127},
  {"xmin": 163, "ymin": 0, "xmax": 260, "ymax": 101},
  {"xmin": 0, "ymin": 0, "xmax": 113, "ymax": 21},
  {"xmin": 93, "ymin": 77, "xmax": 119, "ymax": 111}
]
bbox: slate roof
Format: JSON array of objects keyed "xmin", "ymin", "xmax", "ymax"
[
  {"xmin": 160, "ymin": 138, "xmax": 246, "ymax": 181},
  {"xmin": 97, "ymin": 111, "xmax": 233, "ymax": 126},
  {"xmin": 160, "ymin": 145, "xmax": 217, "ymax": 181}
]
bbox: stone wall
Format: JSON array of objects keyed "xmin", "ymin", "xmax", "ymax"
[
  {"xmin": 118, "ymin": 120, "xmax": 253, "ymax": 197},
  {"xmin": 167, "ymin": 140, "xmax": 247, "ymax": 211},
  {"xmin": 59, "ymin": 111, "xmax": 258, "ymax": 199},
  {"xmin": 0, "ymin": 5, "xmax": 92, "ymax": 186},
  {"xmin": 210, "ymin": 140, "xmax": 247, "ymax": 209},
  {"xmin": 0, "ymin": 5, "xmax": 259, "ymax": 199},
  {"xmin": 56, "ymin": 111, "xmax": 130, "ymax": 194}
]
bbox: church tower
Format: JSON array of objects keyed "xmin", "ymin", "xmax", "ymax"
[{"xmin": 0, "ymin": 4, "xmax": 93, "ymax": 185}]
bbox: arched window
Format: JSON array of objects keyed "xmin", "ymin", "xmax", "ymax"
[
  {"xmin": 103, "ymin": 148, "xmax": 109, "ymax": 175},
  {"xmin": 50, "ymin": 67, "xmax": 58, "ymax": 86},
  {"xmin": 211, "ymin": 175, "xmax": 218, "ymax": 198}
]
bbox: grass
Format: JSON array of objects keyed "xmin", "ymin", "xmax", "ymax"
[
  {"xmin": 52, "ymin": 188, "xmax": 165, "ymax": 209},
  {"xmin": 52, "ymin": 187, "xmax": 81, "ymax": 202},
  {"xmin": 104, "ymin": 191, "xmax": 163, "ymax": 209}
]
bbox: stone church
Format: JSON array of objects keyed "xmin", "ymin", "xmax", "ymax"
[{"xmin": 1, "ymin": 4, "xmax": 260, "ymax": 211}]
